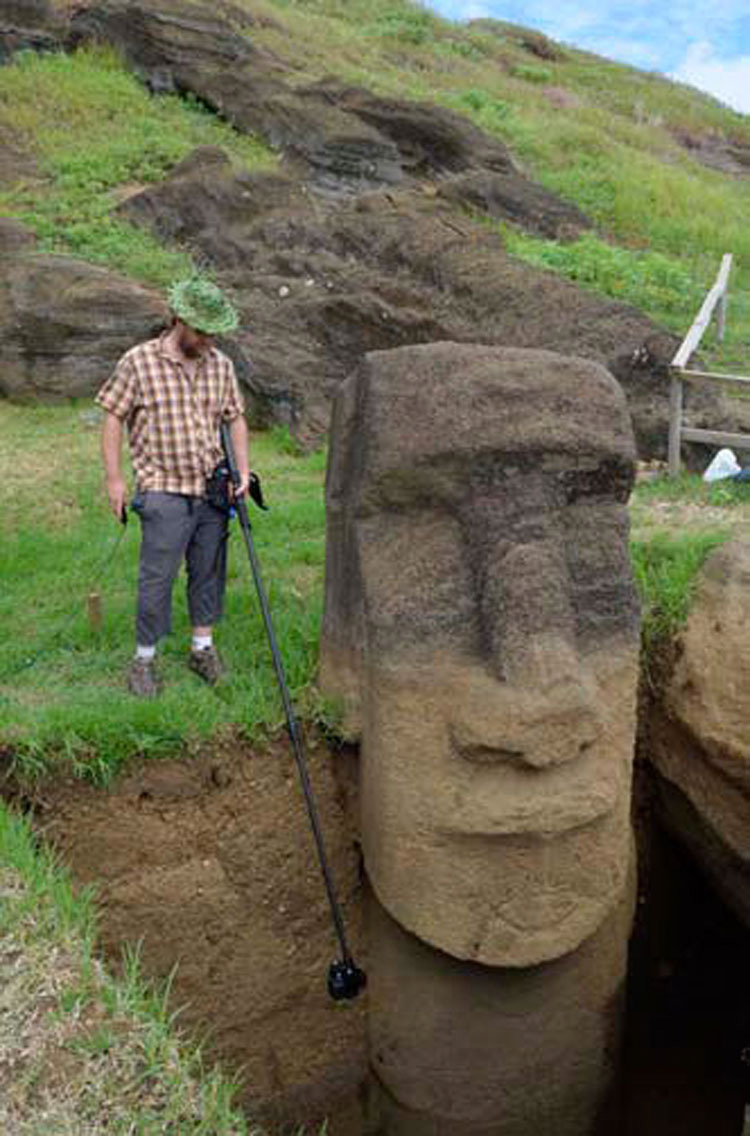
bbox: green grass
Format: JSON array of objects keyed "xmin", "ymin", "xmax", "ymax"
[
  {"xmin": 632, "ymin": 471, "xmax": 750, "ymax": 509},
  {"xmin": 2, "ymin": 400, "xmax": 747, "ymax": 781},
  {"xmin": 503, "ymin": 230, "xmax": 707, "ymax": 333},
  {"xmin": 0, "ymin": 403, "xmax": 327, "ymax": 784},
  {"xmin": 0, "ymin": 800, "xmax": 255, "ymax": 1134},
  {"xmin": 631, "ymin": 529, "xmax": 729, "ymax": 657},
  {"xmin": 0, "ymin": 45, "xmax": 276, "ymax": 286}
]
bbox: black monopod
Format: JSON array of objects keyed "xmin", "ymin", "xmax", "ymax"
[{"xmin": 220, "ymin": 423, "xmax": 366, "ymax": 1003}]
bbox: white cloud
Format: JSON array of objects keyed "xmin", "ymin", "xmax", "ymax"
[{"xmin": 672, "ymin": 41, "xmax": 750, "ymax": 114}]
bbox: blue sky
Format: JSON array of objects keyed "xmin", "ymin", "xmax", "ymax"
[{"xmin": 426, "ymin": 1, "xmax": 750, "ymax": 115}]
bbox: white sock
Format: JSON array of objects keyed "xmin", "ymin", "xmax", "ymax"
[
  {"xmin": 192, "ymin": 634, "xmax": 213, "ymax": 652},
  {"xmin": 136, "ymin": 645, "xmax": 156, "ymax": 661}
]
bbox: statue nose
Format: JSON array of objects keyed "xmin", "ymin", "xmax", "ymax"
[
  {"xmin": 453, "ymin": 537, "xmax": 602, "ymax": 769},
  {"xmin": 451, "ymin": 642, "xmax": 602, "ymax": 770}
]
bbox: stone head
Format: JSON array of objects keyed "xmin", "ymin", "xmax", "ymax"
[{"xmin": 321, "ymin": 343, "xmax": 640, "ymax": 966}]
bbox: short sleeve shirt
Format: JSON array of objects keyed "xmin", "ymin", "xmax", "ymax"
[{"xmin": 96, "ymin": 334, "xmax": 245, "ymax": 496}]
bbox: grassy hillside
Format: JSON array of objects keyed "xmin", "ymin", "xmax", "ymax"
[
  {"xmin": 244, "ymin": 0, "xmax": 750, "ymax": 364},
  {"xmin": 3, "ymin": 9, "xmax": 750, "ymax": 1127},
  {"xmin": 1, "ymin": 1, "xmax": 748, "ymax": 357},
  {"xmin": 0, "ymin": 0, "xmax": 747, "ymax": 771}
]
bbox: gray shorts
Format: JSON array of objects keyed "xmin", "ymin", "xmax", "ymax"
[{"xmin": 132, "ymin": 491, "xmax": 229, "ymax": 646}]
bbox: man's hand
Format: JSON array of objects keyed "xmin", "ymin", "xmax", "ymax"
[
  {"xmin": 231, "ymin": 470, "xmax": 251, "ymax": 500},
  {"xmin": 107, "ymin": 475, "xmax": 127, "ymax": 520}
]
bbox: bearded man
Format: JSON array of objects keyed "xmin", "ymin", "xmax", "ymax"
[{"xmin": 96, "ymin": 276, "xmax": 250, "ymax": 697}]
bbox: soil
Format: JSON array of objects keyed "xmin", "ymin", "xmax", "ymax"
[{"xmin": 16, "ymin": 732, "xmax": 368, "ymax": 1135}]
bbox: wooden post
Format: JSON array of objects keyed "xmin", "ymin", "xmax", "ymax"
[
  {"xmin": 668, "ymin": 372, "xmax": 683, "ymax": 478},
  {"xmin": 668, "ymin": 254, "xmax": 734, "ymax": 476},
  {"xmin": 717, "ymin": 289, "xmax": 728, "ymax": 342},
  {"xmin": 87, "ymin": 592, "xmax": 102, "ymax": 633}
]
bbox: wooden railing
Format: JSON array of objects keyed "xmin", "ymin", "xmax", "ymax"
[{"xmin": 668, "ymin": 253, "xmax": 749, "ymax": 476}]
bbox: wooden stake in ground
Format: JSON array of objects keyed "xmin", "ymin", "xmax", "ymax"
[{"xmin": 87, "ymin": 592, "xmax": 102, "ymax": 633}]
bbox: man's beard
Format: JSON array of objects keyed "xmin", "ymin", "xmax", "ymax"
[{"xmin": 178, "ymin": 332, "xmax": 204, "ymax": 359}]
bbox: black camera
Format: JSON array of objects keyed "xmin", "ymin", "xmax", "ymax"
[{"xmin": 328, "ymin": 959, "xmax": 367, "ymax": 1001}]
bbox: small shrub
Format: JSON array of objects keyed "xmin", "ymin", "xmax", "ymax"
[
  {"xmin": 367, "ymin": 6, "xmax": 436, "ymax": 45},
  {"xmin": 504, "ymin": 230, "xmax": 706, "ymax": 330},
  {"xmin": 511, "ymin": 63, "xmax": 554, "ymax": 84}
]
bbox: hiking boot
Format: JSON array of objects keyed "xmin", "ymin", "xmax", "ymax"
[
  {"xmin": 188, "ymin": 644, "xmax": 226, "ymax": 686},
  {"xmin": 127, "ymin": 657, "xmax": 162, "ymax": 698}
]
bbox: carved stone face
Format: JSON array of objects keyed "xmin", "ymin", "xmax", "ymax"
[{"xmin": 322, "ymin": 343, "xmax": 640, "ymax": 966}]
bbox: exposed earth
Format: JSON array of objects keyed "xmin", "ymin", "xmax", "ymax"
[{"xmin": 3, "ymin": 734, "xmax": 367, "ymax": 1134}]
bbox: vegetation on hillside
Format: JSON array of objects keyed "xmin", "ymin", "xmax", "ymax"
[
  {"xmin": 0, "ymin": 45, "xmax": 276, "ymax": 285},
  {"xmin": 242, "ymin": 0, "xmax": 750, "ymax": 366},
  {"xmin": 2, "ymin": 1, "xmax": 749, "ymax": 360}
]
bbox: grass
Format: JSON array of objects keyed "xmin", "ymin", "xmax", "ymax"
[
  {"xmin": 2, "ymin": 396, "xmax": 749, "ymax": 784},
  {"xmin": 628, "ymin": 471, "xmax": 750, "ymax": 660},
  {"xmin": 0, "ymin": 45, "xmax": 276, "ymax": 286},
  {"xmin": 0, "ymin": 402, "xmax": 327, "ymax": 784},
  {"xmin": 0, "ymin": 800, "xmax": 257, "ymax": 1134},
  {"xmin": 2, "ymin": 3, "xmax": 749, "ymax": 357},
  {"xmin": 631, "ymin": 529, "xmax": 729, "ymax": 658},
  {"xmin": 502, "ymin": 229, "xmax": 708, "ymax": 334},
  {"xmin": 243, "ymin": 0, "xmax": 750, "ymax": 368}
]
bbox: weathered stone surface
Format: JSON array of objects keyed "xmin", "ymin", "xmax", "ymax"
[
  {"xmin": 67, "ymin": 2, "xmax": 546, "ymax": 199},
  {"xmin": 115, "ymin": 150, "xmax": 723, "ymax": 456},
  {"xmin": 67, "ymin": 0, "xmax": 259, "ymax": 93},
  {"xmin": 438, "ymin": 169, "xmax": 591, "ymax": 238},
  {"xmin": 321, "ymin": 342, "xmax": 641, "ymax": 966},
  {"xmin": 0, "ymin": 253, "xmax": 167, "ymax": 399},
  {"xmin": 0, "ymin": 0, "xmax": 62, "ymax": 61},
  {"xmin": 367, "ymin": 880, "xmax": 633, "ymax": 1135},
  {"xmin": 649, "ymin": 539, "xmax": 750, "ymax": 929}
]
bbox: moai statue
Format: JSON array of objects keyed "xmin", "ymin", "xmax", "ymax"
[{"xmin": 321, "ymin": 343, "xmax": 640, "ymax": 1136}]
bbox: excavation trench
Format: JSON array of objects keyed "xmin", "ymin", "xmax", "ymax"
[{"xmin": 3, "ymin": 723, "xmax": 750, "ymax": 1136}]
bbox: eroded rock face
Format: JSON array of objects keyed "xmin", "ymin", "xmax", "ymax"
[
  {"xmin": 0, "ymin": 253, "xmax": 167, "ymax": 399},
  {"xmin": 321, "ymin": 342, "xmax": 641, "ymax": 967},
  {"xmin": 0, "ymin": 0, "xmax": 62, "ymax": 61},
  {"xmin": 649, "ymin": 538, "xmax": 750, "ymax": 929},
  {"xmin": 115, "ymin": 149, "xmax": 702, "ymax": 452}
]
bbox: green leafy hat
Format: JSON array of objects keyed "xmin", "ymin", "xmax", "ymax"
[{"xmin": 168, "ymin": 276, "xmax": 239, "ymax": 335}]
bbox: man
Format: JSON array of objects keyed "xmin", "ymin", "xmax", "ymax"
[{"xmin": 96, "ymin": 276, "xmax": 250, "ymax": 697}]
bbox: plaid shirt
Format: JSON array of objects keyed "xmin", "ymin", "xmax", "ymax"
[{"xmin": 96, "ymin": 333, "xmax": 245, "ymax": 496}]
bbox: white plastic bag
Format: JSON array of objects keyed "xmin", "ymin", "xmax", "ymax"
[{"xmin": 703, "ymin": 448, "xmax": 741, "ymax": 482}]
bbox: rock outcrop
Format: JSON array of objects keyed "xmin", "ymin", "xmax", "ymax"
[
  {"xmin": 648, "ymin": 538, "xmax": 750, "ymax": 929},
  {"xmin": 321, "ymin": 342, "xmax": 641, "ymax": 1132},
  {"xmin": 0, "ymin": 242, "xmax": 168, "ymax": 399},
  {"xmin": 114, "ymin": 145, "xmax": 710, "ymax": 453},
  {"xmin": 0, "ymin": 0, "xmax": 739, "ymax": 457},
  {"xmin": 0, "ymin": 0, "xmax": 62, "ymax": 62}
]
